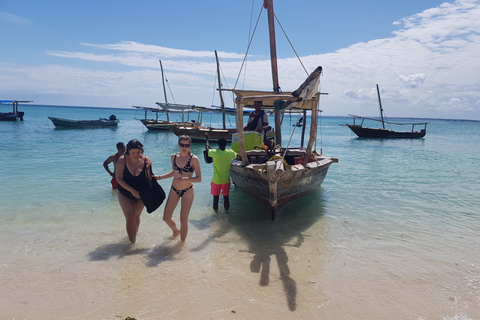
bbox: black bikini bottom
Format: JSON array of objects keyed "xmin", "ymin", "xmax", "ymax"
[{"xmin": 171, "ymin": 185, "xmax": 193, "ymax": 197}]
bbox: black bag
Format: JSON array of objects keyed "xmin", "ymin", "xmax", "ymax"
[
  {"xmin": 139, "ymin": 166, "xmax": 165, "ymax": 213},
  {"xmin": 203, "ymin": 149, "xmax": 213, "ymax": 164}
]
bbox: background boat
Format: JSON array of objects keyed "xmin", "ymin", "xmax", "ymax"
[
  {"xmin": 0, "ymin": 100, "xmax": 31, "ymax": 121},
  {"xmin": 135, "ymin": 60, "xmax": 201, "ymax": 131},
  {"xmin": 48, "ymin": 115, "xmax": 119, "ymax": 128},
  {"xmin": 168, "ymin": 51, "xmax": 250, "ymax": 143},
  {"xmin": 169, "ymin": 125, "xmax": 236, "ymax": 142},
  {"xmin": 344, "ymin": 84, "xmax": 428, "ymax": 138},
  {"xmin": 133, "ymin": 105, "xmax": 199, "ymax": 131}
]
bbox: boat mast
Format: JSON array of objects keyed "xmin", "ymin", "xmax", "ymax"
[
  {"xmin": 376, "ymin": 84, "xmax": 385, "ymax": 129},
  {"xmin": 159, "ymin": 60, "xmax": 168, "ymax": 104},
  {"xmin": 159, "ymin": 60, "xmax": 171, "ymax": 122},
  {"xmin": 215, "ymin": 50, "xmax": 226, "ymax": 129},
  {"xmin": 265, "ymin": 0, "xmax": 282, "ymax": 145}
]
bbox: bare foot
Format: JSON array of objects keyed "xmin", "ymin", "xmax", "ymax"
[
  {"xmin": 172, "ymin": 229, "xmax": 180, "ymax": 238},
  {"xmin": 176, "ymin": 240, "xmax": 185, "ymax": 247}
]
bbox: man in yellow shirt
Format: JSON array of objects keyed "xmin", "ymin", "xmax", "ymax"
[{"xmin": 206, "ymin": 137, "xmax": 237, "ymax": 211}]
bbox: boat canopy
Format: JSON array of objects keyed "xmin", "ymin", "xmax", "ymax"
[
  {"xmin": 132, "ymin": 105, "xmax": 195, "ymax": 114},
  {"xmin": 0, "ymin": 100, "xmax": 32, "ymax": 104},
  {"xmin": 231, "ymin": 66, "xmax": 323, "ymax": 111},
  {"xmin": 194, "ymin": 105, "xmax": 250, "ymax": 116},
  {"xmin": 155, "ymin": 102, "xmax": 197, "ymax": 111}
]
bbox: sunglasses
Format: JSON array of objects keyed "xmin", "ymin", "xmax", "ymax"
[{"xmin": 179, "ymin": 143, "xmax": 191, "ymax": 148}]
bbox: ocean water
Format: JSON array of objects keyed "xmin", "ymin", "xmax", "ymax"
[{"xmin": 1, "ymin": 104, "xmax": 479, "ymax": 320}]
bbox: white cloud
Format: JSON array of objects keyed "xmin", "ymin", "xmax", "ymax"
[
  {"xmin": 80, "ymin": 41, "xmax": 245, "ymax": 59},
  {"xmin": 398, "ymin": 74, "xmax": 426, "ymax": 88},
  {"xmin": 0, "ymin": 12, "xmax": 31, "ymax": 26},
  {"xmin": 2, "ymin": 0, "xmax": 480, "ymax": 119}
]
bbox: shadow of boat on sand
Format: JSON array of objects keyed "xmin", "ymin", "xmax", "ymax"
[{"xmin": 188, "ymin": 187, "xmax": 327, "ymax": 311}]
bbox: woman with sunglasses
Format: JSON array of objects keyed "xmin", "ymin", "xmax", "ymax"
[{"xmin": 154, "ymin": 135, "xmax": 201, "ymax": 242}]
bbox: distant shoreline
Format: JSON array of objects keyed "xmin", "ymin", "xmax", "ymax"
[{"xmin": 18, "ymin": 104, "xmax": 480, "ymax": 122}]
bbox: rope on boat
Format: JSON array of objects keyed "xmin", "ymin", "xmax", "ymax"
[
  {"xmin": 280, "ymin": 175, "xmax": 294, "ymax": 186},
  {"xmin": 268, "ymin": 155, "xmax": 291, "ymax": 171},
  {"xmin": 273, "ymin": 13, "xmax": 308, "ymax": 76},
  {"xmin": 281, "ymin": 110, "xmax": 303, "ymax": 160},
  {"xmin": 233, "ymin": 4, "xmax": 263, "ymax": 90},
  {"xmin": 267, "ymin": 156, "xmax": 294, "ymax": 186}
]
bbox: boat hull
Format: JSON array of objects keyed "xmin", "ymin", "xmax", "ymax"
[
  {"xmin": 347, "ymin": 124, "xmax": 426, "ymax": 139},
  {"xmin": 230, "ymin": 153, "xmax": 333, "ymax": 218},
  {"xmin": 139, "ymin": 119, "xmax": 200, "ymax": 132},
  {"xmin": 48, "ymin": 117, "xmax": 119, "ymax": 128},
  {"xmin": 142, "ymin": 119, "xmax": 173, "ymax": 131},
  {"xmin": 169, "ymin": 126, "xmax": 235, "ymax": 142},
  {"xmin": 0, "ymin": 112, "xmax": 24, "ymax": 121}
]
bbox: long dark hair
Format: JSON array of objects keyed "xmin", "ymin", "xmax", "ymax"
[{"xmin": 125, "ymin": 139, "xmax": 144, "ymax": 155}]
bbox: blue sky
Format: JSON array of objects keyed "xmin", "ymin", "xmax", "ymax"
[{"xmin": 1, "ymin": 0, "xmax": 480, "ymax": 119}]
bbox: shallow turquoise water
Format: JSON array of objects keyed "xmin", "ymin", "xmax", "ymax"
[{"xmin": 1, "ymin": 105, "xmax": 479, "ymax": 319}]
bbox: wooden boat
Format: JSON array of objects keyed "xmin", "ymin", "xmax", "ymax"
[
  {"xmin": 133, "ymin": 105, "xmax": 199, "ymax": 132},
  {"xmin": 344, "ymin": 84, "xmax": 427, "ymax": 138},
  {"xmin": 48, "ymin": 115, "xmax": 119, "ymax": 128},
  {"xmin": 168, "ymin": 51, "xmax": 249, "ymax": 142},
  {"xmin": 135, "ymin": 60, "xmax": 201, "ymax": 131},
  {"xmin": 228, "ymin": 0, "xmax": 337, "ymax": 219},
  {"xmin": 0, "ymin": 100, "xmax": 32, "ymax": 121},
  {"xmin": 170, "ymin": 125, "xmax": 236, "ymax": 142}
]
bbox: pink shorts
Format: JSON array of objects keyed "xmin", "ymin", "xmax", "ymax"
[{"xmin": 211, "ymin": 182, "xmax": 231, "ymax": 196}]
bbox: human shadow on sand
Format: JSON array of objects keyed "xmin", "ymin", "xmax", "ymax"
[
  {"xmin": 144, "ymin": 239, "xmax": 184, "ymax": 267},
  {"xmin": 192, "ymin": 188, "xmax": 326, "ymax": 312},
  {"xmin": 87, "ymin": 239, "xmax": 149, "ymax": 261},
  {"xmin": 189, "ymin": 210, "xmax": 234, "ymax": 253}
]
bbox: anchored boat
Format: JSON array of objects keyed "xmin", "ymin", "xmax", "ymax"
[
  {"xmin": 0, "ymin": 100, "xmax": 32, "ymax": 121},
  {"xmin": 48, "ymin": 115, "xmax": 119, "ymax": 128},
  {"xmin": 228, "ymin": 0, "xmax": 337, "ymax": 219},
  {"xmin": 135, "ymin": 60, "xmax": 201, "ymax": 131},
  {"xmin": 344, "ymin": 84, "xmax": 427, "ymax": 138},
  {"xmin": 168, "ymin": 51, "xmax": 249, "ymax": 143}
]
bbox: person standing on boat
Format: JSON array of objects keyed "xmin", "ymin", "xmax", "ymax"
[
  {"xmin": 205, "ymin": 137, "xmax": 237, "ymax": 211},
  {"xmin": 103, "ymin": 142, "xmax": 125, "ymax": 189},
  {"xmin": 116, "ymin": 140, "xmax": 153, "ymax": 244},
  {"xmin": 156, "ymin": 135, "xmax": 202, "ymax": 242},
  {"xmin": 244, "ymin": 100, "xmax": 270, "ymax": 134}
]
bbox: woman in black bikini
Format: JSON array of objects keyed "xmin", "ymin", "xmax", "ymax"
[
  {"xmin": 116, "ymin": 140, "xmax": 153, "ymax": 244},
  {"xmin": 154, "ymin": 135, "xmax": 201, "ymax": 242}
]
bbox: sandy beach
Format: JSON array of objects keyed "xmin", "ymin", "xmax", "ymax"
[
  {"xmin": 2, "ymin": 194, "xmax": 478, "ymax": 320},
  {"xmin": 1, "ymin": 107, "xmax": 479, "ymax": 319}
]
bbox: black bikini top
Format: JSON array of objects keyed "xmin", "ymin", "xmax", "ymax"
[{"xmin": 173, "ymin": 154, "xmax": 194, "ymax": 175}]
